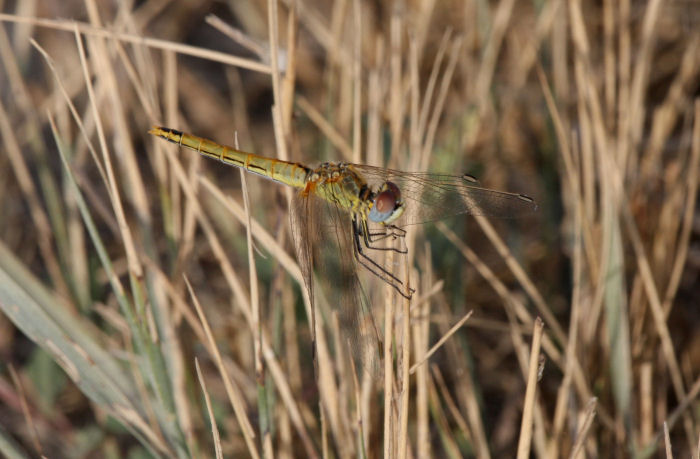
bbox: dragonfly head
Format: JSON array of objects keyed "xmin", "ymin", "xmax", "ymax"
[{"xmin": 368, "ymin": 181, "xmax": 405, "ymax": 224}]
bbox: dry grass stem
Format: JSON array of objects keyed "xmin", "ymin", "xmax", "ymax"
[
  {"xmin": 1, "ymin": 2, "xmax": 698, "ymax": 457},
  {"xmin": 184, "ymin": 277, "xmax": 259, "ymax": 457},
  {"xmin": 409, "ymin": 309, "xmax": 473, "ymax": 374},
  {"xmin": 195, "ymin": 358, "xmax": 224, "ymax": 459},
  {"xmin": 515, "ymin": 317, "xmax": 544, "ymax": 459}
]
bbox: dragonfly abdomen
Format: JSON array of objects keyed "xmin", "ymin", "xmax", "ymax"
[{"xmin": 149, "ymin": 126, "xmax": 309, "ymax": 189}]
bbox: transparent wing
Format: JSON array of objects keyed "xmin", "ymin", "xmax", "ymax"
[
  {"xmin": 290, "ymin": 191, "xmax": 317, "ymax": 317},
  {"xmin": 351, "ymin": 164, "xmax": 538, "ymax": 225},
  {"xmin": 290, "ymin": 190, "xmax": 382, "ymax": 377}
]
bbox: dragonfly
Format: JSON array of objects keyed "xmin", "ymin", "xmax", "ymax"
[{"xmin": 149, "ymin": 126, "xmax": 537, "ymax": 373}]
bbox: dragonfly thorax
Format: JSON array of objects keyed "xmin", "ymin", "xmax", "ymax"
[
  {"xmin": 307, "ymin": 162, "xmax": 368, "ymax": 212},
  {"xmin": 307, "ymin": 163, "xmax": 405, "ymax": 225}
]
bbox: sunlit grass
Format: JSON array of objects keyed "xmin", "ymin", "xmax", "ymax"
[{"xmin": 0, "ymin": 1, "xmax": 699, "ymax": 458}]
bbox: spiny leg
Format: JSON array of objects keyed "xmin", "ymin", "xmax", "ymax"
[
  {"xmin": 352, "ymin": 218, "xmax": 413, "ymax": 299},
  {"xmin": 371, "ymin": 224, "xmax": 406, "ymax": 239},
  {"xmin": 361, "ymin": 220, "xmax": 408, "ymax": 254},
  {"xmin": 353, "ymin": 219, "xmax": 403, "ymax": 284},
  {"xmin": 366, "ymin": 222, "xmax": 406, "ymax": 242}
]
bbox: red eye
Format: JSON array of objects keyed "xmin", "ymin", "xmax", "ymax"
[
  {"xmin": 385, "ymin": 181, "xmax": 401, "ymax": 200},
  {"xmin": 375, "ymin": 190, "xmax": 397, "ymax": 213},
  {"xmin": 369, "ymin": 181, "xmax": 404, "ymax": 223}
]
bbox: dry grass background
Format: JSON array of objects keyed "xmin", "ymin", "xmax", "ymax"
[{"xmin": 0, "ymin": 0, "xmax": 699, "ymax": 458}]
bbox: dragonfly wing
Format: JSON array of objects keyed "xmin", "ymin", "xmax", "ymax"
[
  {"xmin": 322, "ymin": 201, "xmax": 383, "ymax": 377},
  {"xmin": 291, "ymin": 191, "xmax": 382, "ymax": 377},
  {"xmin": 351, "ymin": 165, "xmax": 538, "ymax": 225},
  {"xmin": 290, "ymin": 192, "xmax": 317, "ymax": 314}
]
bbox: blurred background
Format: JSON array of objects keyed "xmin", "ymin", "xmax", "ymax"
[{"xmin": 0, "ymin": 0, "xmax": 698, "ymax": 457}]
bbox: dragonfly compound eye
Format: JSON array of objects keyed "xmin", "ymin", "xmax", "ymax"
[{"xmin": 369, "ymin": 181, "xmax": 405, "ymax": 223}]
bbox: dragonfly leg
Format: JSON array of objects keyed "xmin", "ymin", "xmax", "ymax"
[
  {"xmin": 361, "ymin": 220, "xmax": 408, "ymax": 254},
  {"xmin": 352, "ymin": 218, "xmax": 414, "ymax": 299},
  {"xmin": 367, "ymin": 224, "xmax": 405, "ymax": 240}
]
